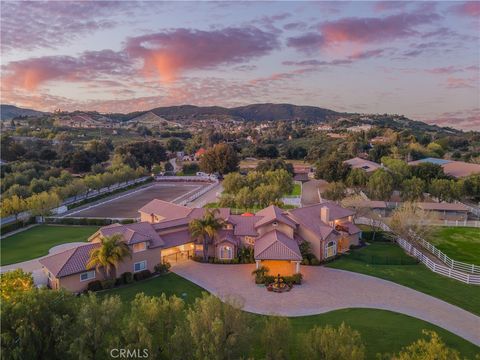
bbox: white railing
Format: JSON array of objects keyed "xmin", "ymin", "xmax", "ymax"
[
  {"xmin": 409, "ymin": 232, "xmax": 480, "ymax": 275},
  {"xmin": 179, "ymin": 180, "xmax": 219, "ymax": 206},
  {"xmin": 355, "ymin": 217, "xmax": 480, "ymax": 285},
  {"xmin": 155, "ymin": 175, "xmax": 216, "ymax": 182}
]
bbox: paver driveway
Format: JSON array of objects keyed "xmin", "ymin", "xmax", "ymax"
[{"xmin": 172, "ymin": 261, "xmax": 480, "ymax": 346}]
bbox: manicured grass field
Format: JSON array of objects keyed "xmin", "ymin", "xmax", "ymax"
[
  {"xmin": 326, "ymin": 242, "xmax": 480, "ymax": 316},
  {"xmin": 427, "ymin": 227, "xmax": 480, "ymax": 265},
  {"xmin": 101, "ymin": 272, "xmax": 204, "ymax": 305},
  {"xmin": 103, "ymin": 272, "xmax": 479, "ymax": 358},
  {"xmin": 288, "ymin": 183, "xmax": 302, "ymax": 196},
  {"xmin": 0, "ymin": 225, "xmax": 98, "ymax": 266}
]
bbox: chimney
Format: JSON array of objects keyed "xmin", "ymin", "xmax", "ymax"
[{"xmin": 320, "ymin": 206, "xmax": 330, "ymax": 223}]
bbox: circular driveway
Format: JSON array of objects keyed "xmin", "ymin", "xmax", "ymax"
[{"xmin": 172, "ymin": 261, "xmax": 480, "ymax": 346}]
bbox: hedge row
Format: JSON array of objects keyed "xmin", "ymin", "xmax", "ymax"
[
  {"xmin": 45, "ymin": 218, "xmax": 136, "ymax": 226},
  {"xmin": 0, "ymin": 217, "xmax": 36, "ymax": 235}
]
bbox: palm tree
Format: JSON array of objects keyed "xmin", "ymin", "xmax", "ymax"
[
  {"xmin": 189, "ymin": 208, "xmax": 225, "ymax": 262},
  {"xmin": 87, "ymin": 234, "xmax": 132, "ymax": 280}
]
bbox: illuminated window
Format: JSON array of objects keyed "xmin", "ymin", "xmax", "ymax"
[
  {"xmin": 245, "ymin": 236, "xmax": 255, "ymax": 245},
  {"xmin": 133, "ymin": 242, "xmax": 147, "ymax": 253},
  {"xmin": 219, "ymin": 245, "xmax": 233, "ymax": 259},
  {"xmin": 325, "ymin": 241, "xmax": 337, "ymax": 258}
]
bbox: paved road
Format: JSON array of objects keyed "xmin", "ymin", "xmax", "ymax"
[
  {"xmin": 172, "ymin": 261, "xmax": 480, "ymax": 346},
  {"xmin": 301, "ymin": 179, "xmax": 329, "ymax": 206}
]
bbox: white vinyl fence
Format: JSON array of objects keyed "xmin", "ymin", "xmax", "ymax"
[{"xmin": 355, "ymin": 217, "xmax": 480, "ymax": 285}]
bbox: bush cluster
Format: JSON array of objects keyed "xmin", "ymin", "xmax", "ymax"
[
  {"xmin": 0, "ymin": 217, "xmax": 35, "ymax": 235},
  {"xmin": 133, "ymin": 270, "xmax": 152, "ymax": 281}
]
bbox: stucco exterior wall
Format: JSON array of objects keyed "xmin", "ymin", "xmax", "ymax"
[
  {"xmin": 56, "ymin": 269, "xmax": 107, "ymax": 293},
  {"xmin": 296, "ymin": 226, "xmax": 322, "ymax": 260},
  {"xmin": 115, "ymin": 246, "xmax": 162, "ymax": 275}
]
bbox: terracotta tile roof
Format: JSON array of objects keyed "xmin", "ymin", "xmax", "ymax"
[
  {"xmin": 228, "ymin": 215, "xmax": 262, "ymax": 236},
  {"xmin": 347, "ymin": 199, "xmax": 387, "ymax": 209},
  {"xmin": 138, "ymin": 199, "xmax": 192, "ymax": 220},
  {"xmin": 254, "ymin": 230, "xmax": 302, "ymax": 261},
  {"xmin": 254, "ymin": 205, "xmax": 297, "ymax": 229},
  {"xmin": 417, "ymin": 202, "xmax": 469, "ymax": 212},
  {"xmin": 337, "ymin": 222, "xmax": 361, "ymax": 235},
  {"xmin": 98, "ymin": 222, "xmax": 165, "ymax": 248},
  {"xmin": 287, "ymin": 202, "xmax": 354, "ymax": 240},
  {"xmin": 40, "ymin": 243, "xmax": 100, "ymax": 278},
  {"xmin": 161, "ymin": 229, "xmax": 192, "ymax": 248},
  {"xmin": 442, "ymin": 161, "xmax": 480, "ymax": 178},
  {"xmin": 344, "ymin": 157, "xmax": 381, "ymax": 172}
]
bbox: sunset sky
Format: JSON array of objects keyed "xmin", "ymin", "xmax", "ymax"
[{"xmin": 1, "ymin": 1, "xmax": 479, "ymax": 130}]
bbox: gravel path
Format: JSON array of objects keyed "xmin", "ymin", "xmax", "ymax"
[{"xmin": 172, "ymin": 261, "xmax": 480, "ymax": 346}]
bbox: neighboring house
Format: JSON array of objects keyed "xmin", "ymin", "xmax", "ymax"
[
  {"xmin": 344, "ymin": 157, "xmax": 381, "ymax": 173},
  {"xmin": 408, "ymin": 158, "xmax": 480, "ymax": 178},
  {"xmin": 40, "ymin": 200, "xmax": 360, "ymax": 292},
  {"xmin": 345, "ymin": 199, "xmax": 388, "ymax": 217},
  {"xmin": 416, "ymin": 202, "xmax": 470, "ymax": 221},
  {"xmin": 194, "ymin": 148, "xmax": 206, "ymax": 160}
]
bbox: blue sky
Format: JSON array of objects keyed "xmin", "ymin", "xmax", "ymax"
[{"xmin": 1, "ymin": 1, "xmax": 479, "ymax": 130}]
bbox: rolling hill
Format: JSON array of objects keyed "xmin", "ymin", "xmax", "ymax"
[{"xmin": 0, "ymin": 105, "xmax": 46, "ymax": 120}]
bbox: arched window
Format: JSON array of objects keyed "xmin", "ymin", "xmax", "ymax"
[
  {"xmin": 325, "ymin": 241, "xmax": 337, "ymax": 258},
  {"xmin": 220, "ymin": 245, "xmax": 233, "ymax": 259}
]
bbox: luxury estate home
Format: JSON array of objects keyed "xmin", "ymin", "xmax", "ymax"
[{"xmin": 40, "ymin": 200, "xmax": 361, "ymax": 292}]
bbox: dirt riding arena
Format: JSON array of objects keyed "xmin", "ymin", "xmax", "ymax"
[{"xmin": 65, "ymin": 182, "xmax": 209, "ymax": 219}]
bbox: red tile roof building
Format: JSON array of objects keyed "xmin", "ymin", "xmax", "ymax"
[{"xmin": 40, "ymin": 199, "xmax": 360, "ymax": 292}]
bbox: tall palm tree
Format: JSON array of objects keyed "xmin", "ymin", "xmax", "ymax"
[
  {"xmin": 189, "ymin": 208, "xmax": 225, "ymax": 262},
  {"xmin": 87, "ymin": 234, "xmax": 132, "ymax": 280}
]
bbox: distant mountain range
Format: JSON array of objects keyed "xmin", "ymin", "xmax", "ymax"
[
  {"xmin": 0, "ymin": 105, "xmax": 46, "ymax": 120},
  {"xmin": 0, "ymin": 103, "xmax": 457, "ymax": 133}
]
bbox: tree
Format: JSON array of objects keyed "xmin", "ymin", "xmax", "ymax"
[
  {"xmin": 27, "ymin": 191, "xmax": 61, "ymax": 217},
  {"xmin": 382, "ymin": 157, "xmax": 410, "ymax": 187},
  {"xmin": 262, "ymin": 316, "xmax": 292, "ymax": 360},
  {"xmin": 410, "ymin": 163, "xmax": 445, "ymax": 184},
  {"xmin": 368, "ymin": 144, "xmax": 390, "ymax": 163},
  {"xmin": 429, "ymin": 179, "xmax": 461, "ymax": 202},
  {"xmin": 256, "ymin": 159, "xmax": 294, "ymax": 175},
  {"xmin": 463, "ymin": 173, "xmax": 480, "ymax": 201},
  {"xmin": 315, "ymin": 157, "xmax": 351, "ymax": 182},
  {"xmin": 199, "ymin": 143, "xmax": 239, "ymax": 175},
  {"xmin": 391, "ymin": 331, "xmax": 460, "ymax": 360},
  {"xmin": 70, "ymin": 150, "xmax": 92, "ymax": 173},
  {"xmin": 164, "ymin": 161, "xmax": 174, "ymax": 172},
  {"xmin": 0, "ymin": 269, "xmax": 34, "ymax": 301},
  {"xmin": 301, "ymin": 323, "xmax": 365, "ymax": 360},
  {"xmin": 122, "ymin": 293, "xmax": 185, "ymax": 358},
  {"xmin": 254, "ymin": 184, "xmax": 282, "ymax": 207},
  {"xmin": 235, "ymin": 186, "xmax": 256, "ymax": 209},
  {"xmin": 189, "ymin": 208, "xmax": 225, "ymax": 261},
  {"xmin": 85, "ymin": 140, "xmax": 110, "ymax": 164},
  {"xmin": 166, "ymin": 138, "xmax": 184, "ymax": 152},
  {"xmin": 183, "ymin": 294, "xmax": 251, "ymax": 360},
  {"xmin": 69, "ymin": 294, "xmax": 123, "ymax": 360},
  {"xmin": 346, "ymin": 168, "xmax": 368, "ymax": 192},
  {"xmin": 86, "ymin": 234, "xmax": 132, "ymax": 280},
  {"xmin": 222, "ymin": 172, "xmax": 246, "ymax": 194},
  {"xmin": 1, "ymin": 289, "xmax": 76, "ymax": 359},
  {"xmin": 401, "ymin": 177, "xmax": 425, "ymax": 201},
  {"xmin": 367, "ymin": 169, "xmax": 394, "ymax": 200},
  {"xmin": 265, "ymin": 169, "xmax": 294, "ymax": 195},
  {"xmin": 389, "ymin": 202, "xmax": 437, "ymax": 243},
  {"xmin": 0, "ymin": 195, "xmax": 27, "ymax": 220},
  {"xmin": 116, "ymin": 140, "xmax": 167, "ymax": 170},
  {"xmin": 322, "ymin": 182, "xmax": 347, "ymax": 202}
]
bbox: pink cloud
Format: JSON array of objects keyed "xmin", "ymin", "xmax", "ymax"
[
  {"xmin": 423, "ymin": 109, "xmax": 480, "ymax": 131},
  {"xmin": 287, "ymin": 13, "xmax": 439, "ymax": 53},
  {"xmin": 445, "ymin": 77, "xmax": 477, "ymax": 89},
  {"xmin": 450, "ymin": 1, "xmax": 480, "ymax": 17},
  {"xmin": 319, "ymin": 13, "xmax": 439, "ymax": 44},
  {"xmin": 374, "ymin": 1, "xmax": 409, "ymax": 13},
  {"xmin": 125, "ymin": 27, "xmax": 279, "ymax": 82},
  {"xmin": 2, "ymin": 50, "xmax": 132, "ymax": 90}
]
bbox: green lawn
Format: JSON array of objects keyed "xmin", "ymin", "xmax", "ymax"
[
  {"xmin": 0, "ymin": 225, "xmax": 98, "ymax": 266},
  {"xmin": 102, "ymin": 272, "xmax": 479, "ymax": 358},
  {"xmin": 427, "ymin": 227, "xmax": 480, "ymax": 266},
  {"xmin": 326, "ymin": 242, "xmax": 480, "ymax": 316},
  {"xmin": 100, "ymin": 272, "xmax": 204, "ymax": 305},
  {"xmin": 288, "ymin": 183, "xmax": 302, "ymax": 196}
]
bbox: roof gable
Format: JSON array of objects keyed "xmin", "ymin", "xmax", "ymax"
[
  {"xmin": 255, "ymin": 205, "xmax": 297, "ymax": 229},
  {"xmin": 254, "ymin": 230, "xmax": 302, "ymax": 261}
]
